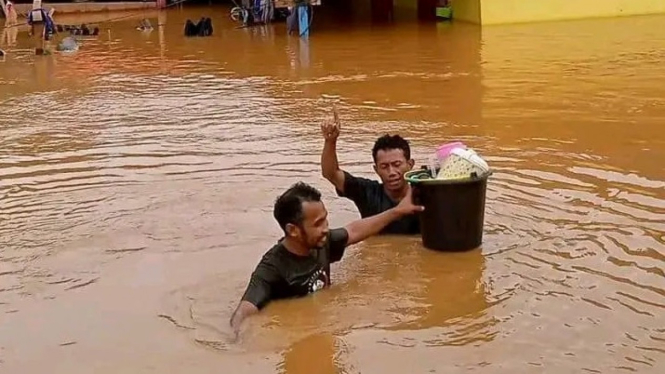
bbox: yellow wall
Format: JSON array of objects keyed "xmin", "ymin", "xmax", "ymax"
[{"xmin": 452, "ymin": 0, "xmax": 665, "ymax": 25}]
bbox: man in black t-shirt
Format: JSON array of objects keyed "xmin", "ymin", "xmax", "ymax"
[
  {"xmin": 229, "ymin": 182, "xmax": 423, "ymax": 336},
  {"xmin": 320, "ymin": 108, "xmax": 420, "ymax": 235}
]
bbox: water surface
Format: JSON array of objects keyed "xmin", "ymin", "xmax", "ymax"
[{"xmin": 1, "ymin": 6, "xmax": 664, "ymax": 374}]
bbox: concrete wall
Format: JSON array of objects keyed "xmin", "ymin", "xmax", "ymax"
[{"xmin": 453, "ymin": 0, "xmax": 665, "ymax": 25}]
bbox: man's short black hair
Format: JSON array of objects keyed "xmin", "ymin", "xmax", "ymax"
[
  {"xmin": 372, "ymin": 134, "xmax": 411, "ymax": 163},
  {"xmin": 273, "ymin": 182, "xmax": 322, "ymax": 231}
]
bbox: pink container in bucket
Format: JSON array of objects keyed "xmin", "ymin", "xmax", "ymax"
[{"xmin": 436, "ymin": 141, "xmax": 467, "ymax": 160}]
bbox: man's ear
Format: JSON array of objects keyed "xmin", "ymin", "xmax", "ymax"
[
  {"xmin": 407, "ymin": 159, "xmax": 415, "ymax": 170},
  {"xmin": 285, "ymin": 223, "xmax": 299, "ymax": 238},
  {"xmin": 372, "ymin": 164, "xmax": 378, "ymax": 174}
]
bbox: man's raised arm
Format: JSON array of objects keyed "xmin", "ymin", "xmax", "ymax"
[
  {"xmin": 320, "ymin": 108, "xmax": 347, "ymax": 193},
  {"xmin": 321, "ymin": 139, "xmax": 346, "ymax": 191}
]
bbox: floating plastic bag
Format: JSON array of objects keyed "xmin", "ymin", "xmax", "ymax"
[{"xmin": 436, "ymin": 141, "xmax": 467, "ymax": 160}]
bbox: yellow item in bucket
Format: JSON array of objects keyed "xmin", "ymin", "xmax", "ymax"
[{"xmin": 436, "ymin": 148, "xmax": 490, "ymax": 180}]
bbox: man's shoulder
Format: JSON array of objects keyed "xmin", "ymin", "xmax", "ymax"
[
  {"xmin": 343, "ymin": 170, "xmax": 381, "ymax": 187},
  {"xmin": 261, "ymin": 241, "xmax": 285, "ymax": 261},
  {"xmin": 341, "ymin": 171, "xmax": 384, "ymax": 198},
  {"xmin": 251, "ymin": 242, "xmax": 286, "ymax": 281},
  {"xmin": 251, "ymin": 242, "xmax": 285, "ymax": 271}
]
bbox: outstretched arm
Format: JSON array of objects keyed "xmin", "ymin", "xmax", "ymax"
[
  {"xmin": 344, "ymin": 208, "xmax": 402, "ymax": 246},
  {"xmin": 344, "ymin": 186, "xmax": 424, "ymax": 245}
]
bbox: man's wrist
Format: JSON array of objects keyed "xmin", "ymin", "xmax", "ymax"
[{"xmin": 390, "ymin": 206, "xmax": 406, "ymax": 218}]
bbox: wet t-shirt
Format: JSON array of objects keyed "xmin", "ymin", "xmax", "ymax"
[
  {"xmin": 241, "ymin": 228, "xmax": 349, "ymax": 310},
  {"xmin": 336, "ymin": 171, "xmax": 420, "ymax": 235}
]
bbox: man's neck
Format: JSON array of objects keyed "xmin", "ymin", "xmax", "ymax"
[
  {"xmin": 384, "ymin": 186, "xmax": 407, "ymax": 202},
  {"xmin": 282, "ymin": 237, "xmax": 311, "ymax": 257}
]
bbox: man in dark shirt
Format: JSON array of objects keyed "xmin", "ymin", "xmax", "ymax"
[
  {"xmin": 229, "ymin": 181, "xmax": 423, "ymax": 336},
  {"xmin": 320, "ymin": 108, "xmax": 420, "ymax": 234}
]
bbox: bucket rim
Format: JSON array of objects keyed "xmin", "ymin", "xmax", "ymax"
[{"xmin": 405, "ymin": 168, "xmax": 493, "ymax": 185}]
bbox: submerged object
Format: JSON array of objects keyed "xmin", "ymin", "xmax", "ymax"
[
  {"xmin": 35, "ymin": 48, "xmax": 52, "ymax": 55},
  {"xmin": 57, "ymin": 36, "xmax": 79, "ymax": 52},
  {"xmin": 184, "ymin": 18, "xmax": 213, "ymax": 37},
  {"xmin": 65, "ymin": 24, "xmax": 99, "ymax": 37},
  {"xmin": 184, "ymin": 19, "xmax": 197, "ymax": 36},
  {"xmin": 198, "ymin": 17, "xmax": 213, "ymax": 36},
  {"xmin": 137, "ymin": 18, "xmax": 154, "ymax": 31}
]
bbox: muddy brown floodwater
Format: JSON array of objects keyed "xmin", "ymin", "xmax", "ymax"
[{"xmin": 1, "ymin": 4, "xmax": 664, "ymax": 374}]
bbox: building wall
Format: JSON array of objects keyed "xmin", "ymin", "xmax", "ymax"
[
  {"xmin": 450, "ymin": 0, "xmax": 481, "ymax": 24},
  {"xmin": 452, "ymin": 0, "xmax": 665, "ymax": 25}
]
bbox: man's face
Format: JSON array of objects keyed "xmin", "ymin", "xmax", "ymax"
[
  {"xmin": 295, "ymin": 201, "xmax": 330, "ymax": 249},
  {"xmin": 373, "ymin": 148, "xmax": 415, "ymax": 193}
]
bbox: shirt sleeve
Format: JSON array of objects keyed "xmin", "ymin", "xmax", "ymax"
[
  {"xmin": 240, "ymin": 261, "xmax": 281, "ymax": 310},
  {"xmin": 327, "ymin": 228, "xmax": 350, "ymax": 264}
]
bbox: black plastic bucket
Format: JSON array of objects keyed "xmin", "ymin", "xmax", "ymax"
[{"xmin": 407, "ymin": 169, "xmax": 490, "ymax": 252}]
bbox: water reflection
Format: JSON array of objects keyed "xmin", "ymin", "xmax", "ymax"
[
  {"xmin": 480, "ymin": 16, "xmax": 665, "ymax": 177},
  {"xmin": 379, "ymin": 248, "xmax": 489, "ymax": 335},
  {"xmin": 158, "ymin": 10, "xmax": 167, "ymax": 59},
  {"xmin": 278, "ymin": 332, "xmax": 341, "ymax": 374},
  {"xmin": 1, "ymin": 24, "xmax": 18, "ymax": 47},
  {"xmin": 299, "ymin": 38, "xmax": 310, "ymax": 69}
]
